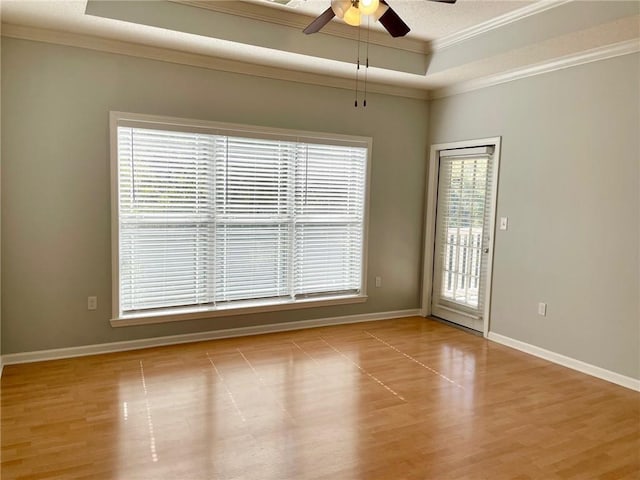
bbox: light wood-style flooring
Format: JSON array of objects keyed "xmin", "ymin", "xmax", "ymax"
[{"xmin": 1, "ymin": 317, "xmax": 639, "ymax": 479}]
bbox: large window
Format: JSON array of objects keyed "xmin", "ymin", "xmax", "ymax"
[{"xmin": 111, "ymin": 112, "xmax": 370, "ymax": 324}]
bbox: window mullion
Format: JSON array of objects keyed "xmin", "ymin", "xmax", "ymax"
[
  {"xmin": 288, "ymin": 142, "xmax": 301, "ymax": 299},
  {"xmin": 209, "ymin": 135, "xmax": 220, "ymax": 307}
]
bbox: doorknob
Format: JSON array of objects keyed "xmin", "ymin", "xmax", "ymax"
[{"xmin": 483, "ymin": 248, "xmax": 489, "ymax": 254}]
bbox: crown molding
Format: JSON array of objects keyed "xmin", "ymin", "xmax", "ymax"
[
  {"xmin": 4, "ymin": 21, "xmax": 637, "ymax": 104},
  {"xmin": 433, "ymin": 0, "xmax": 573, "ymax": 51},
  {"xmin": 175, "ymin": 0, "xmax": 431, "ymax": 54},
  {"xmin": 429, "ymin": 38, "xmax": 640, "ymax": 99},
  {"xmin": 1, "ymin": 23, "xmax": 429, "ymax": 100}
]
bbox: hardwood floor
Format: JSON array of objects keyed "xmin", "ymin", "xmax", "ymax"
[{"xmin": 1, "ymin": 317, "xmax": 638, "ymax": 479}]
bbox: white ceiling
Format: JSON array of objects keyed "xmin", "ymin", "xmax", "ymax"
[{"xmin": 1, "ymin": 1, "xmax": 638, "ymax": 97}]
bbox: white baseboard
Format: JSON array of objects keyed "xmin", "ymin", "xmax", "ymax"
[
  {"xmin": 1, "ymin": 309, "xmax": 420, "ymax": 366},
  {"xmin": 487, "ymin": 332, "xmax": 640, "ymax": 392}
]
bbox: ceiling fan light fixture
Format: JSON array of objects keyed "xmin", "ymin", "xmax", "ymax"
[
  {"xmin": 359, "ymin": 0, "xmax": 379, "ymax": 16},
  {"xmin": 372, "ymin": 2, "xmax": 389, "ymax": 21},
  {"xmin": 330, "ymin": 0, "xmax": 351, "ymax": 19},
  {"xmin": 304, "ymin": 0, "xmax": 455, "ymax": 38},
  {"xmin": 343, "ymin": 5, "xmax": 361, "ymax": 26}
]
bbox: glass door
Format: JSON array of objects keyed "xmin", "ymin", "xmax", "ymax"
[{"xmin": 432, "ymin": 146, "xmax": 494, "ymax": 331}]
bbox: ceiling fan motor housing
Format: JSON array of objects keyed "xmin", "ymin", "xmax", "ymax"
[{"xmin": 330, "ymin": 0, "xmax": 351, "ymax": 18}]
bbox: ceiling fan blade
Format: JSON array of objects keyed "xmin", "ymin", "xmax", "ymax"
[
  {"xmin": 303, "ymin": 7, "xmax": 336, "ymax": 34},
  {"xmin": 378, "ymin": 1, "xmax": 410, "ymax": 38},
  {"xmin": 429, "ymin": 0, "xmax": 457, "ymax": 3}
]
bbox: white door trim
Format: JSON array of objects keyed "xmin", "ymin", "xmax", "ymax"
[{"xmin": 421, "ymin": 137, "xmax": 502, "ymax": 338}]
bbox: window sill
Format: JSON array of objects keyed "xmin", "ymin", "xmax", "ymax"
[{"xmin": 110, "ymin": 294, "xmax": 368, "ymax": 327}]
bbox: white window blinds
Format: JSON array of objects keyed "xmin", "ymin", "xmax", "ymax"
[
  {"xmin": 115, "ymin": 118, "xmax": 368, "ymax": 317},
  {"xmin": 118, "ymin": 127, "xmax": 215, "ymax": 312},
  {"xmin": 294, "ymin": 144, "xmax": 365, "ymax": 296},
  {"xmin": 214, "ymin": 136, "xmax": 294, "ymax": 303}
]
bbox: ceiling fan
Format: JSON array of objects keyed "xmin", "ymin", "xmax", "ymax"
[{"xmin": 303, "ymin": 0, "xmax": 456, "ymax": 38}]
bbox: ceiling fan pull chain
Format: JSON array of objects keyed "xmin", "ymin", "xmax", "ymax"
[
  {"xmin": 363, "ymin": 57, "xmax": 368, "ymax": 107},
  {"xmin": 355, "ymin": 56, "xmax": 359, "ymax": 107},
  {"xmin": 364, "ymin": 16, "xmax": 370, "ymax": 107},
  {"xmin": 355, "ymin": 22, "xmax": 361, "ymax": 107}
]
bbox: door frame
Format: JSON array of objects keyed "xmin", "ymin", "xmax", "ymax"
[{"xmin": 420, "ymin": 137, "xmax": 502, "ymax": 338}]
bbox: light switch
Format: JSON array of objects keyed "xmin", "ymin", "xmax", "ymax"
[
  {"xmin": 538, "ymin": 302, "xmax": 547, "ymax": 316},
  {"xmin": 500, "ymin": 217, "xmax": 508, "ymax": 231},
  {"xmin": 88, "ymin": 296, "xmax": 98, "ymax": 311}
]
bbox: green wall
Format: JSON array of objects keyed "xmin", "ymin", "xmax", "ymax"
[
  {"xmin": 430, "ymin": 53, "xmax": 640, "ymax": 379},
  {"xmin": 1, "ymin": 38, "xmax": 429, "ymax": 353},
  {"xmin": 3, "ymin": 37, "xmax": 638, "ymax": 381}
]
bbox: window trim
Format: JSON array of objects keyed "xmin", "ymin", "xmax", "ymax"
[{"xmin": 110, "ymin": 111, "xmax": 372, "ymax": 327}]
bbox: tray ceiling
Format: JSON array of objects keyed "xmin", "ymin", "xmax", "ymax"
[{"xmin": 1, "ymin": 1, "xmax": 638, "ymax": 98}]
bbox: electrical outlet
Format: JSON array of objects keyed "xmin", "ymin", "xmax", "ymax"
[
  {"xmin": 375, "ymin": 276, "xmax": 382, "ymax": 288},
  {"xmin": 538, "ymin": 302, "xmax": 547, "ymax": 316},
  {"xmin": 88, "ymin": 296, "xmax": 98, "ymax": 311}
]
